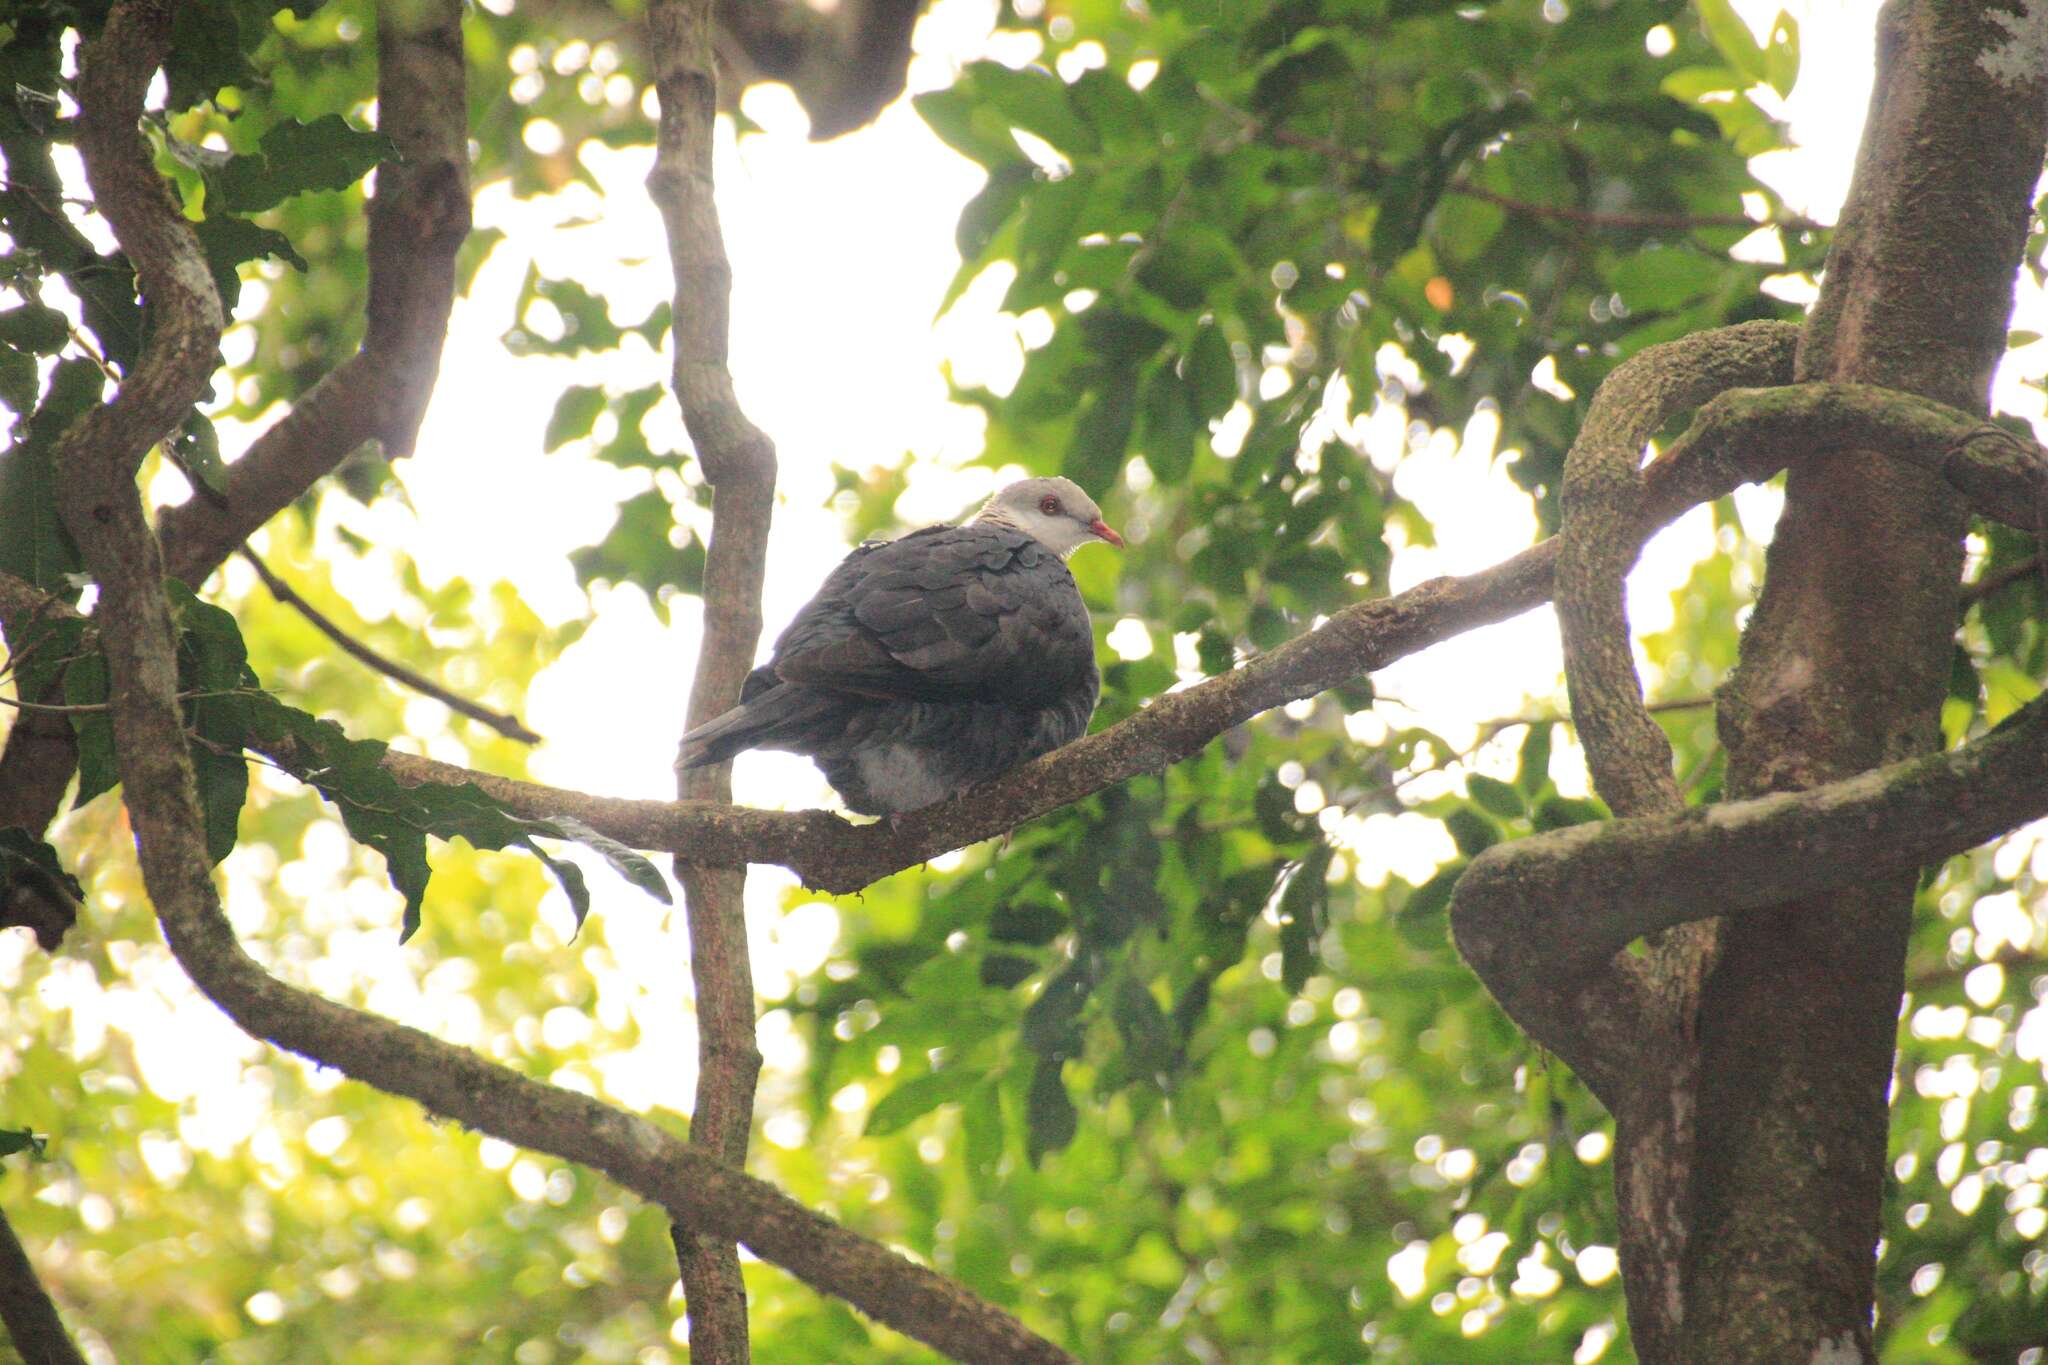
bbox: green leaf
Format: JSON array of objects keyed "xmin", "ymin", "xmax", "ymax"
[
  {"xmin": 570, "ymin": 490, "xmax": 702, "ymax": 602},
  {"xmin": 0, "ymin": 1128, "xmax": 47, "ymax": 1160},
  {"xmin": 0, "ymin": 349, "xmax": 36, "ymax": 421},
  {"xmin": 64, "ymin": 653, "xmax": 117, "ymax": 809},
  {"xmin": 0, "ymin": 303, "xmax": 69, "ymax": 354},
  {"xmin": 172, "ymin": 413, "xmax": 229, "ymax": 497},
  {"xmin": 1606, "ymin": 249, "xmax": 1724, "ymax": 313},
  {"xmin": 1138, "ymin": 361, "xmax": 1198, "ymax": 483},
  {"xmin": 980, "ymin": 952, "xmax": 1039, "ymax": 988},
  {"xmin": 1277, "ymin": 841, "xmax": 1334, "ymax": 993},
  {"xmin": 991, "ymin": 901, "xmax": 1066, "ymax": 945},
  {"xmin": 544, "ymin": 385, "xmax": 607, "ymax": 452},
  {"xmin": 1112, "ymin": 976, "xmax": 1174, "ymax": 1081},
  {"xmin": 1466, "ymin": 774, "xmax": 1525, "ymax": 819},
  {"xmin": 1022, "ymin": 958, "xmax": 1095, "ymax": 1058},
  {"xmin": 973, "ymin": 62, "xmax": 1100, "ymax": 156},
  {"xmin": 1694, "ymin": 0, "xmax": 1768, "ymax": 84},
  {"xmin": 1136, "ymin": 226, "xmax": 1244, "ymax": 310},
  {"xmin": 168, "ymin": 579, "xmax": 254, "ymax": 865},
  {"xmin": 1025, "ymin": 1055, "xmax": 1078, "ymax": 1164},
  {"xmin": 1659, "ymin": 65, "xmax": 1748, "ymax": 103},
  {"xmin": 1267, "ymin": 546, "xmax": 1349, "ymax": 608},
  {"xmin": 1516, "ymin": 723, "xmax": 1555, "ymax": 796},
  {"xmin": 168, "ymin": 582, "xmax": 247, "ymax": 683},
  {"xmin": 1762, "ymin": 11, "xmax": 1800, "ymax": 98},
  {"xmin": 210, "ymin": 115, "xmax": 395, "ymax": 214},
  {"xmin": 962, "ymin": 1076, "xmax": 1004, "ymax": 1177},
  {"xmin": 239, "ymin": 691, "xmax": 667, "ymax": 942},
  {"xmin": 523, "ymin": 815, "xmax": 674, "ymax": 907},
  {"xmin": 1065, "ymin": 377, "xmax": 1137, "ymax": 498},
  {"xmin": 1250, "ymin": 33, "xmax": 1354, "ymax": 117},
  {"xmin": 0, "ymin": 358, "xmax": 102, "ymax": 590},
  {"xmin": 0, "ymin": 827, "xmax": 83, "ymax": 947},
  {"xmin": 505, "ymin": 269, "xmax": 630, "ymax": 357},
  {"xmin": 1185, "ymin": 324, "xmax": 1237, "ymax": 421},
  {"xmin": 191, "ymin": 214, "xmax": 307, "ymax": 314},
  {"xmin": 1435, "ymin": 191, "xmax": 1506, "ymax": 263},
  {"xmin": 1069, "ymin": 68, "xmax": 1153, "ymax": 152},
  {"xmin": 1443, "ymin": 806, "xmax": 1499, "ymax": 857},
  {"xmin": 164, "ymin": 0, "xmax": 259, "ymax": 111},
  {"xmin": 191, "ymin": 741, "xmax": 249, "ymax": 865},
  {"xmin": 955, "ymin": 162, "xmax": 1035, "ymax": 264},
  {"xmin": 523, "ymin": 842, "xmax": 591, "ymax": 932},
  {"xmin": 915, "ymin": 87, "xmax": 1027, "ymax": 169},
  {"xmin": 865, "ymin": 1066, "xmax": 981, "ymax": 1137},
  {"xmin": 1533, "ymin": 795, "xmax": 1603, "ymax": 831},
  {"xmin": 592, "ymin": 387, "xmax": 668, "ymax": 469},
  {"xmin": 1398, "ymin": 861, "xmax": 1466, "ymax": 950}
]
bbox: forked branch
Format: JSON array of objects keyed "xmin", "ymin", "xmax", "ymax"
[
  {"xmin": 1453, "ymin": 690, "xmax": 2048, "ymax": 996},
  {"xmin": 154, "ymin": 0, "xmax": 472, "ymax": 587},
  {"xmin": 41, "ymin": 7, "xmax": 1070, "ymax": 1362}
]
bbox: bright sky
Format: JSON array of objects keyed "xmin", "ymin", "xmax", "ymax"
[{"xmin": 22, "ymin": 0, "xmax": 2048, "ymax": 1161}]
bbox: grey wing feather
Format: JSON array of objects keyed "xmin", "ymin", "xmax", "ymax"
[
  {"xmin": 770, "ymin": 524, "xmax": 1095, "ymax": 707},
  {"xmin": 677, "ymin": 522, "xmax": 1102, "ymax": 809}
]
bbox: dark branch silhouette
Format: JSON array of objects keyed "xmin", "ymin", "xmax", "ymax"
[
  {"xmin": 239, "ymin": 548, "xmax": 541, "ymax": 744},
  {"xmin": 0, "ymin": 1204, "xmax": 87, "ymax": 1365}
]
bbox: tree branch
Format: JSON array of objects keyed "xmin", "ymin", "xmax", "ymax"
[
  {"xmin": 1961, "ymin": 553, "xmax": 2040, "ymax": 604},
  {"xmin": 154, "ymin": 0, "xmax": 472, "ymax": 588},
  {"xmin": 1235, "ymin": 111, "xmax": 1817, "ymax": 234},
  {"xmin": 1550, "ymin": 322, "xmax": 1803, "ymax": 1332},
  {"xmin": 1446, "ymin": 179, "xmax": 1822, "ymax": 235},
  {"xmin": 1561, "ymin": 321, "xmax": 1802, "ymax": 819},
  {"xmin": 1533, "ymin": 323, "xmax": 1805, "ymax": 1145},
  {"xmin": 13, "ymin": 339, "xmax": 2048, "ymax": 916},
  {"xmin": 646, "ymin": 0, "xmax": 780, "ymax": 1353},
  {"xmin": 1663, "ymin": 383, "xmax": 2048, "ymax": 534},
  {"xmin": 1451, "ymin": 690, "xmax": 2048, "ymax": 984},
  {"xmin": 238, "ymin": 547, "xmax": 541, "ymax": 743},
  {"xmin": 43, "ymin": 9, "xmax": 1071, "ymax": 1361},
  {"xmin": 714, "ymin": 0, "xmax": 924, "ymax": 141},
  {"xmin": 0, "ymin": 0, "xmax": 476, "ymax": 917},
  {"xmin": 0, "ymin": 1204, "xmax": 86, "ymax": 1365}
]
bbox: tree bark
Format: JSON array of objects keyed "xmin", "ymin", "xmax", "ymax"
[
  {"xmin": 0, "ymin": 1206, "xmax": 87, "ymax": 1365},
  {"xmin": 646, "ymin": 0, "xmax": 779, "ymax": 1355},
  {"xmin": 1675, "ymin": 3, "xmax": 2048, "ymax": 1359}
]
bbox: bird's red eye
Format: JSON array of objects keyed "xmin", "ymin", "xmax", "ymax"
[{"xmin": 1040, "ymin": 495, "xmax": 1061, "ymax": 515}]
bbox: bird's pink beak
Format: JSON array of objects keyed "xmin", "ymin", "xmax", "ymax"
[{"xmin": 1090, "ymin": 519, "xmax": 1124, "ymax": 548}]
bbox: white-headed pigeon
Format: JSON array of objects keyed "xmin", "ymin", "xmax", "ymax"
[{"xmin": 676, "ymin": 477, "xmax": 1123, "ymax": 815}]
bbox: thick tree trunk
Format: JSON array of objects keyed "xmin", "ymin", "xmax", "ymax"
[{"xmin": 1630, "ymin": 3, "xmax": 2048, "ymax": 1359}]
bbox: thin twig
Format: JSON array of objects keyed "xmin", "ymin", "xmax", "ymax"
[
  {"xmin": 0, "ymin": 177, "xmax": 94, "ymax": 210},
  {"xmin": 1961, "ymin": 553, "xmax": 2039, "ymax": 604},
  {"xmin": 1446, "ymin": 179, "xmax": 1817, "ymax": 235},
  {"xmin": 237, "ymin": 547, "xmax": 541, "ymax": 744},
  {"xmin": 1906, "ymin": 944, "xmax": 2048, "ymax": 992},
  {"xmin": 0, "ymin": 686, "xmax": 248, "ymax": 714},
  {"xmin": 1214, "ymin": 96, "xmax": 1820, "ymax": 234}
]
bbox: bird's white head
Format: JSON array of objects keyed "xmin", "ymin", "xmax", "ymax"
[{"xmin": 972, "ymin": 476, "xmax": 1124, "ymax": 558}]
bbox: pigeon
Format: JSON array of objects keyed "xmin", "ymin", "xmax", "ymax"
[{"xmin": 676, "ymin": 476, "xmax": 1122, "ymax": 815}]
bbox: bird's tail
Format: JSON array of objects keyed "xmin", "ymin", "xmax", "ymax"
[{"xmin": 676, "ymin": 684, "xmax": 838, "ymax": 770}]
